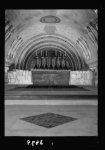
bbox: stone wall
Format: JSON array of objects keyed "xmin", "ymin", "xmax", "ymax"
[
  {"xmin": 8, "ymin": 70, "xmax": 32, "ymax": 85},
  {"xmin": 70, "ymin": 71, "xmax": 93, "ymax": 85}
]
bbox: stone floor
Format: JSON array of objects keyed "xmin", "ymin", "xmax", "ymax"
[{"xmin": 5, "ymin": 105, "xmax": 97, "ymax": 136}]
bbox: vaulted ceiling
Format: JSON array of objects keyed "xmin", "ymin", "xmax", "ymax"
[{"xmin": 5, "ymin": 9, "xmax": 98, "ymax": 70}]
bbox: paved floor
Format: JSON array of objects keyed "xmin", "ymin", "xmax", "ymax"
[{"xmin": 5, "ymin": 105, "xmax": 98, "ymax": 136}]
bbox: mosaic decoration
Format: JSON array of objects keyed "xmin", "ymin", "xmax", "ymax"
[
  {"xmin": 40, "ymin": 15, "xmax": 61, "ymax": 23},
  {"xmin": 20, "ymin": 113, "xmax": 77, "ymax": 128}
]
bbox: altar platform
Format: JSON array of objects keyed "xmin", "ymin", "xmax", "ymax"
[{"xmin": 5, "ymin": 85, "xmax": 97, "ymax": 98}]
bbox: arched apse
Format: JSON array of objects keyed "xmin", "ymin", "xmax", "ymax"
[
  {"xmin": 5, "ymin": 9, "xmax": 98, "ymax": 72},
  {"xmin": 8, "ymin": 34, "xmax": 89, "ymax": 71}
]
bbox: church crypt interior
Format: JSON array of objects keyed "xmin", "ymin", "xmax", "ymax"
[{"xmin": 5, "ymin": 9, "xmax": 98, "ymax": 136}]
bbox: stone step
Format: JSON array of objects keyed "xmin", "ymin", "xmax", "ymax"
[
  {"xmin": 5, "ymin": 99, "xmax": 98, "ymax": 105},
  {"xmin": 5, "ymin": 94, "xmax": 97, "ymax": 100}
]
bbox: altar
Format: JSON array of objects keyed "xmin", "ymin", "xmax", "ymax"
[
  {"xmin": 7, "ymin": 69, "xmax": 93, "ymax": 86},
  {"xmin": 31, "ymin": 69, "xmax": 70, "ymax": 86}
]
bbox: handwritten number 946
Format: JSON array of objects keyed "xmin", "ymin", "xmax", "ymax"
[{"xmin": 27, "ymin": 140, "xmax": 43, "ymax": 146}]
